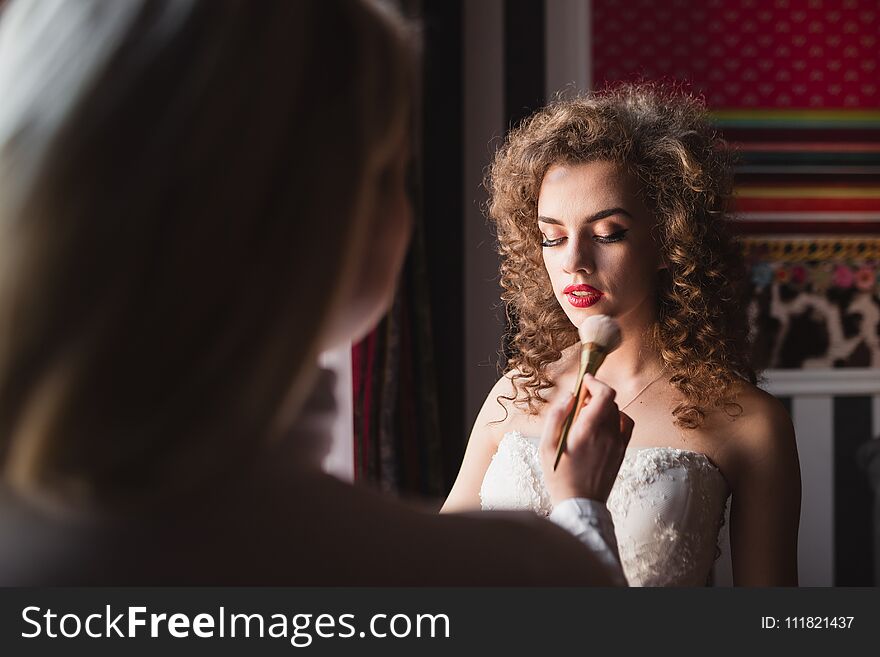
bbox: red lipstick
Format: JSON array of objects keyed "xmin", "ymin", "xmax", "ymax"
[{"xmin": 563, "ymin": 284, "xmax": 603, "ymax": 308}]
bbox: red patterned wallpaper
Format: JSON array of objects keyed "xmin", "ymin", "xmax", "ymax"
[{"xmin": 593, "ymin": 0, "xmax": 879, "ymax": 110}]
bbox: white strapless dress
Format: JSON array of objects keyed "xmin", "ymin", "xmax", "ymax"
[{"xmin": 480, "ymin": 430, "xmax": 731, "ymax": 586}]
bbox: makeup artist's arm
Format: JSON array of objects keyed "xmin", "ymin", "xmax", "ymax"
[{"xmin": 728, "ymin": 392, "xmax": 801, "ymax": 586}]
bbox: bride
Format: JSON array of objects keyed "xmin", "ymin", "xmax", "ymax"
[{"xmin": 442, "ymin": 83, "xmax": 802, "ymax": 587}]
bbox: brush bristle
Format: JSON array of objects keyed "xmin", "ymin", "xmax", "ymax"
[{"xmin": 578, "ymin": 314, "xmax": 622, "ymax": 353}]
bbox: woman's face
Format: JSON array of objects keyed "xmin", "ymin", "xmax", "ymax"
[
  {"xmin": 537, "ymin": 160, "xmax": 667, "ymax": 330},
  {"xmin": 321, "ymin": 143, "xmax": 413, "ymax": 351}
]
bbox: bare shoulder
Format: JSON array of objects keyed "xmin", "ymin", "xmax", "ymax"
[
  {"xmin": 439, "ymin": 369, "xmax": 536, "ymax": 514},
  {"xmin": 716, "ymin": 378, "xmax": 799, "ymax": 490},
  {"xmin": 728, "ymin": 378, "xmax": 795, "ymax": 441},
  {"xmin": 734, "ymin": 381, "xmax": 791, "ymax": 429},
  {"xmin": 471, "ymin": 348, "xmax": 578, "ymax": 447},
  {"xmin": 470, "ymin": 369, "xmax": 529, "ymax": 446}
]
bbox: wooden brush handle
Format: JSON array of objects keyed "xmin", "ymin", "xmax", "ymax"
[{"xmin": 552, "ymin": 346, "xmax": 607, "ymax": 471}]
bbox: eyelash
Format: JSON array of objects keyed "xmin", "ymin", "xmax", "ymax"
[{"xmin": 540, "ymin": 230, "xmax": 629, "ymax": 248}]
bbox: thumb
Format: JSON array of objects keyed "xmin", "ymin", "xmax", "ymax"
[{"xmin": 619, "ymin": 411, "xmax": 635, "ymax": 446}]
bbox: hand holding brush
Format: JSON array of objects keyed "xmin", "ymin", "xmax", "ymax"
[{"xmin": 553, "ymin": 314, "xmax": 622, "ymax": 471}]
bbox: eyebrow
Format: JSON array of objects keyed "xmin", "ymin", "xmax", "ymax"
[{"xmin": 537, "ymin": 207, "xmax": 633, "ymax": 225}]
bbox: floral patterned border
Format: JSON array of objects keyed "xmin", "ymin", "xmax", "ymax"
[{"xmin": 743, "ymin": 237, "xmax": 880, "ymax": 295}]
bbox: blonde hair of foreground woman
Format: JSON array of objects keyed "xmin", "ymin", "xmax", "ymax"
[
  {"xmin": 0, "ymin": 0, "xmax": 411, "ymax": 507},
  {"xmin": 0, "ymin": 0, "xmax": 631, "ymax": 585}
]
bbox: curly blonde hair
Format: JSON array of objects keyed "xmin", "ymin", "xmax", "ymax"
[{"xmin": 486, "ymin": 82, "xmax": 756, "ymax": 429}]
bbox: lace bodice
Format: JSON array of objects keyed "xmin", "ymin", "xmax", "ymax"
[{"xmin": 479, "ymin": 431, "xmax": 731, "ymax": 586}]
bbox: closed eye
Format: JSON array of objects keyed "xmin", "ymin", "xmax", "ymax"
[
  {"xmin": 593, "ymin": 229, "xmax": 629, "ymax": 244},
  {"xmin": 541, "ymin": 229, "xmax": 629, "ymax": 248}
]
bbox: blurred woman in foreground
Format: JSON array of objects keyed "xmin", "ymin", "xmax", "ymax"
[{"xmin": 0, "ymin": 0, "xmax": 631, "ymax": 585}]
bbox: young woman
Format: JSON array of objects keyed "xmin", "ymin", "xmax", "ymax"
[
  {"xmin": 441, "ymin": 84, "xmax": 802, "ymax": 587},
  {"xmin": 0, "ymin": 0, "xmax": 632, "ymax": 585}
]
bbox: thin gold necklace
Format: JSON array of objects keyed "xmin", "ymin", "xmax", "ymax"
[{"xmin": 620, "ymin": 367, "xmax": 668, "ymax": 412}]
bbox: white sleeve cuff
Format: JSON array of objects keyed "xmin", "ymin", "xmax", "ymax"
[{"xmin": 547, "ymin": 498, "xmax": 627, "ymax": 586}]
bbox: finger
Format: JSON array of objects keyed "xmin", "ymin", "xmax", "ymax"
[
  {"xmin": 570, "ymin": 398, "xmax": 619, "ymax": 446},
  {"xmin": 574, "ymin": 374, "xmax": 618, "ymax": 427},
  {"xmin": 539, "ymin": 394, "xmax": 576, "ymax": 454},
  {"xmin": 581, "ymin": 372, "xmax": 616, "ymax": 402},
  {"xmin": 570, "ymin": 383, "xmax": 590, "ymax": 421}
]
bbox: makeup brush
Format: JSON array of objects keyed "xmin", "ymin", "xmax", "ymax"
[{"xmin": 553, "ymin": 314, "xmax": 622, "ymax": 471}]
